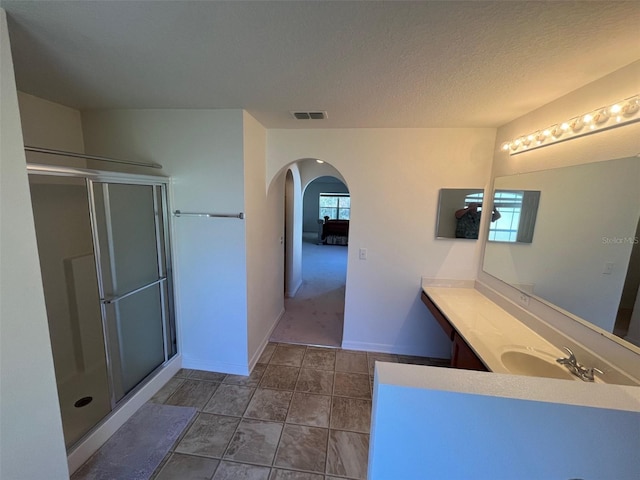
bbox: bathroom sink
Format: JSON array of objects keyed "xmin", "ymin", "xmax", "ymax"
[{"xmin": 500, "ymin": 348, "xmax": 576, "ymax": 380}]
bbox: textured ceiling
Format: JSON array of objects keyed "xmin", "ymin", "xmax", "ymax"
[{"xmin": 2, "ymin": 1, "xmax": 639, "ymax": 128}]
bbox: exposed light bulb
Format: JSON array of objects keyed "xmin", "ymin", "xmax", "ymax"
[
  {"xmin": 504, "ymin": 94, "xmax": 638, "ymax": 156},
  {"xmin": 570, "ymin": 117, "xmax": 584, "ymax": 132},
  {"xmin": 592, "ymin": 109, "xmax": 609, "ymax": 124},
  {"xmin": 550, "ymin": 125, "xmax": 563, "ymax": 138},
  {"xmin": 622, "ymin": 98, "xmax": 639, "ymax": 116}
]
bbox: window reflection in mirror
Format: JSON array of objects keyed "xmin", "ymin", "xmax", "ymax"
[
  {"xmin": 488, "ymin": 190, "xmax": 540, "ymax": 243},
  {"xmin": 435, "ymin": 189, "xmax": 485, "ymax": 239}
]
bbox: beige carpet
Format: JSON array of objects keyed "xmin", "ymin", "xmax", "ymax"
[{"xmin": 270, "ymin": 235, "xmax": 347, "ymax": 347}]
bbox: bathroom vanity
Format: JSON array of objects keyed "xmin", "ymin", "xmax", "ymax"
[
  {"xmin": 368, "ymin": 279, "xmax": 640, "ymax": 480},
  {"xmin": 421, "ymin": 283, "xmax": 577, "ymax": 378},
  {"xmin": 420, "ymin": 279, "xmax": 640, "ymax": 384}
]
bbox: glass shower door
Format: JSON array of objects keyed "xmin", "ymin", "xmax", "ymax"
[{"xmin": 92, "ymin": 182, "xmax": 173, "ymax": 402}]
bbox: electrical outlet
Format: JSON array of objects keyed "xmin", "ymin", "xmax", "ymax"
[
  {"xmin": 359, "ymin": 248, "xmax": 367, "ymax": 260},
  {"xmin": 603, "ymin": 262, "xmax": 614, "ymax": 274},
  {"xmin": 518, "ymin": 292, "xmax": 530, "ymax": 307}
]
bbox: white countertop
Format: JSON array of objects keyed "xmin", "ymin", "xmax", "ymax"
[
  {"xmin": 376, "ymin": 362, "xmax": 640, "ymax": 412},
  {"xmin": 422, "ymin": 280, "xmax": 574, "ymax": 375}
]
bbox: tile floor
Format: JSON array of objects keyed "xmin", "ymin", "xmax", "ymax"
[{"xmin": 148, "ymin": 343, "xmax": 447, "ymax": 480}]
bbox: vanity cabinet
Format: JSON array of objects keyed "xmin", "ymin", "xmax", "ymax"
[
  {"xmin": 451, "ymin": 332, "xmax": 487, "ymax": 371},
  {"xmin": 421, "ymin": 291, "xmax": 454, "ymax": 340},
  {"xmin": 421, "ymin": 291, "xmax": 488, "ymax": 372}
]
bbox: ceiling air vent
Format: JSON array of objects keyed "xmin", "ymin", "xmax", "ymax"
[{"xmin": 291, "ymin": 111, "xmax": 328, "ymax": 120}]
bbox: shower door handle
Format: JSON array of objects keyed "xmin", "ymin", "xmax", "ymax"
[{"xmin": 101, "ymin": 277, "xmax": 166, "ymax": 305}]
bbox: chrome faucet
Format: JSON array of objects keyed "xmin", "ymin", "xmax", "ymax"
[{"xmin": 556, "ymin": 347, "xmax": 603, "ymax": 382}]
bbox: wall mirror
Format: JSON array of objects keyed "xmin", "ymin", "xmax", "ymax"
[
  {"xmin": 436, "ymin": 188, "xmax": 485, "ymax": 239},
  {"xmin": 483, "ymin": 156, "xmax": 640, "ymax": 351}
]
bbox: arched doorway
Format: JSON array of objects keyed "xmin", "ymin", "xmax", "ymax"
[{"xmin": 271, "ymin": 159, "xmax": 350, "ymax": 347}]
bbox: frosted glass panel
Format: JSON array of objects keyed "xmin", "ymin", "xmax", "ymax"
[
  {"xmin": 93, "ymin": 181, "xmax": 172, "ymax": 401},
  {"xmin": 109, "ymin": 283, "xmax": 165, "ymax": 397},
  {"xmin": 96, "ymin": 183, "xmax": 159, "ymax": 295}
]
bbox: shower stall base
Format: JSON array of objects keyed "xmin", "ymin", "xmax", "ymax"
[{"xmin": 58, "ymin": 365, "xmax": 111, "ymax": 448}]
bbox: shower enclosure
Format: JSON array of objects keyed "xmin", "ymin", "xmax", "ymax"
[{"xmin": 28, "ymin": 166, "xmax": 176, "ymax": 449}]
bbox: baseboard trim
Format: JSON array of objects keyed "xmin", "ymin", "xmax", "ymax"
[
  {"xmin": 249, "ymin": 307, "xmax": 286, "ymax": 371},
  {"xmin": 341, "ymin": 340, "xmax": 449, "ymax": 358},
  {"xmin": 182, "ymin": 356, "xmax": 249, "ymax": 376},
  {"xmin": 67, "ymin": 355, "xmax": 182, "ymax": 474},
  {"xmin": 285, "ymin": 279, "xmax": 302, "ymax": 298},
  {"xmin": 341, "ymin": 341, "xmax": 400, "ymax": 354}
]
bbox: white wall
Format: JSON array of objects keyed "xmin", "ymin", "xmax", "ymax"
[
  {"xmin": 370, "ymin": 363, "xmax": 640, "ymax": 480},
  {"xmin": 479, "ymin": 60, "xmax": 640, "ymax": 372},
  {"xmin": 0, "ymin": 9, "xmax": 70, "ymax": 479},
  {"xmin": 243, "ymin": 111, "xmax": 285, "ymax": 367},
  {"xmin": 82, "ymin": 109, "xmax": 251, "ymax": 374},
  {"xmin": 284, "ymin": 164, "xmax": 303, "ymax": 297},
  {"xmin": 267, "ymin": 128, "xmax": 496, "ymax": 356},
  {"xmin": 18, "ymin": 91, "xmax": 86, "ymax": 167},
  {"xmin": 297, "ymin": 159, "xmax": 347, "ymax": 191}
]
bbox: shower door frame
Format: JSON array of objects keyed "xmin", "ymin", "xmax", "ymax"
[{"xmin": 27, "ymin": 163, "xmax": 177, "ymax": 416}]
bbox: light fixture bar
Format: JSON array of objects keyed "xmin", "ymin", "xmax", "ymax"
[{"xmin": 502, "ymin": 94, "xmax": 640, "ymax": 156}]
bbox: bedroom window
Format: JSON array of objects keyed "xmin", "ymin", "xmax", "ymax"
[{"xmin": 320, "ymin": 193, "xmax": 350, "ymax": 220}]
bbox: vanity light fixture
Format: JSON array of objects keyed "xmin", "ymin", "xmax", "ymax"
[{"xmin": 501, "ymin": 94, "xmax": 640, "ymax": 155}]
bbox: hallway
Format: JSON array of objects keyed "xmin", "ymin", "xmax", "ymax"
[{"xmin": 270, "ymin": 235, "xmax": 347, "ymax": 347}]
